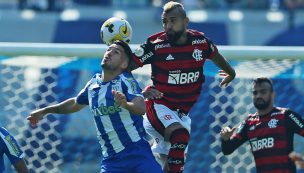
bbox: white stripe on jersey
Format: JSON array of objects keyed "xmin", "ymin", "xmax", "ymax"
[
  {"xmin": 88, "ymin": 73, "xmax": 143, "ymax": 157},
  {"xmin": 119, "ymin": 108, "xmax": 141, "ymax": 142}
]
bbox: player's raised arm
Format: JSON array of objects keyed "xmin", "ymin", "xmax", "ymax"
[
  {"xmin": 27, "ymin": 97, "xmax": 86, "ymax": 127},
  {"xmin": 211, "ymin": 52, "xmax": 236, "ymax": 87}
]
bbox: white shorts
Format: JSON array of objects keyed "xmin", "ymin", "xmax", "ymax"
[{"xmin": 144, "ymin": 101, "xmax": 191, "ymax": 155}]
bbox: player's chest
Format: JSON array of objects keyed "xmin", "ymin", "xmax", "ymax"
[
  {"xmin": 247, "ymin": 116, "xmax": 285, "ymax": 138},
  {"xmin": 157, "ymin": 50, "xmax": 208, "ymax": 63}
]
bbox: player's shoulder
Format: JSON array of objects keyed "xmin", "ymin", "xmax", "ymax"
[
  {"xmin": 121, "ymin": 71, "xmax": 133, "ymax": 78},
  {"xmin": 86, "ymin": 73, "xmax": 102, "ymax": 87},
  {"xmin": 187, "ymin": 29, "xmax": 205, "ymax": 37},
  {"xmin": 246, "ymin": 113, "xmax": 258, "ymax": 123},
  {"xmin": 120, "ymin": 72, "xmax": 137, "ymax": 84},
  {"xmin": 274, "ymin": 107, "xmax": 290, "ymax": 114},
  {"xmin": 147, "ymin": 31, "xmax": 167, "ymax": 44}
]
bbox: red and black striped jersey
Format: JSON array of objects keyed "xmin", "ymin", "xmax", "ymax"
[
  {"xmin": 222, "ymin": 107, "xmax": 304, "ymax": 173},
  {"xmin": 132, "ymin": 29, "xmax": 218, "ymax": 113}
]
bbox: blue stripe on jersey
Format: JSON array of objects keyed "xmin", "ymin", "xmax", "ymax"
[
  {"xmin": 91, "ymin": 85, "xmax": 115, "ymax": 156},
  {"xmin": 121, "ymin": 81, "xmax": 146, "ymax": 137},
  {"xmin": 76, "ymin": 72, "xmax": 145, "ymax": 157},
  {"xmin": 93, "ymin": 115, "xmax": 115, "ymax": 156},
  {"xmin": 105, "ymin": 87, "xmax": 132, "ymax": 146}
]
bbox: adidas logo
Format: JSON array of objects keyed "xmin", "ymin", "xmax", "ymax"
[{"xmin": 166, "ymin": 54, "xmax": 174, "ymax": 61}]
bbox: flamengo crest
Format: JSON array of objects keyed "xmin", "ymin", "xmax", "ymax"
[
  {"xmin": 192, "ymin": 49, "xmax": 203, "ymax": 61},
  {"xmin": 268, "ymin": 118, "xmax": 278, "ymax": 128}
]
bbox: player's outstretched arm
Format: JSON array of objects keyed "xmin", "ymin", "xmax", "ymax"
[
  {"xmin": 211, "ymin": 53, "xmax": 236, "ymax": 87},
  {"xmin": 27, "ymin": 97, "xmax": 86, "ymax": 127},
  {"xmin": 14, "ymin": 159, "xmax": 29, "ymax": 173},
  {"xmin": 112, "ymin": 90, "xmax": 146, "ymax": 115}
]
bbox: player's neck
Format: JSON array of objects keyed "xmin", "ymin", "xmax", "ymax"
[
  {"xmin": 102, "ymin": 70, "xmax": 122, "ymax": 82},
  {"xmin": 257, "ymin": 106, "xmax": 275, "ymax": 117},
  {"xmin": 175, "ymin": 32, "xmax": 188, "ymax": 45}
]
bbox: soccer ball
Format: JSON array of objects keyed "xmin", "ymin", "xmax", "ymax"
[{"xmin": 100, "ymin": 17, "xmax": 133, "ymax": 46}]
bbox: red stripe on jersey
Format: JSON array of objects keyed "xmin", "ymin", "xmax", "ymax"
[
  {"xmin": 155, "ymin": 82, "xmax": 202, "ymax": 93},
  {"xmin": 145, "ymin": 100, "xmax": 165, "ymax": 136},
  {"xmin": 154, "ymin": 100, "xmax": 192, "ymax": 113},
  {"xmin": 300, "ymin": 130, "xmax": 304, "ymax": 136},
  {"xmin": 154, "ymin": 60, "xmax": 205, "ymax": 69},
  {"xmin": 248, "ymin": 126, "xmax": 286, "ymax": 138},
  {"xmin": 255, "ymin": 155, "xmax": 289, "ymax": 166},
  {"xmin": 272, "ymin": 140, "xmax": 288, "ymax": 148}
]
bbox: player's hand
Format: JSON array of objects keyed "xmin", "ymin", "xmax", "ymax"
[
  {"xmin": 289, "ymin": 152, "xmax": 304, "ymax": 169},
  {"xmin": 220, "ymin": 126, "xmax": 237, "ymax": 141},
  {"xmin": 27, "ymin": 109, "xmax": 46, "ymax": 127},
  {"xmin": 218, "ymin": 70, "xmax": 235, "ymax": 87},
  {"xmin": 142, "ymin": 86, "xmax": 163, "ymax": 100},
  {"xmin": 112, "ymin": 90, "xmax": 127, "ymax": 108}
]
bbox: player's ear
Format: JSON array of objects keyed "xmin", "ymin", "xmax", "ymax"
[
  {"xmin": 272, "ymin": 91, "xmax": 275, "ymax": 99},
  {"xmin": 184, "ymin": 17, "xmax": 189, "ymax": 26},
  {"xmin": 120, "ymin": 57, "xmax": 129, "ymax": 70}
]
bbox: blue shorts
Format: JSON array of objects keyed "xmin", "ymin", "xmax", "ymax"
[{"xmin": 100, "ymin": 139, "xmax": 163, "ymax": 173}]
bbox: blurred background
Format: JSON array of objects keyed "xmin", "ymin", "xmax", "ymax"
[
  {"xmin": 0, "ymin": 0, "xmax": 304, "ymax": 173},
  {"xmin": 0, "ymin": 0, "xmax": 303, "ymax": 45}
]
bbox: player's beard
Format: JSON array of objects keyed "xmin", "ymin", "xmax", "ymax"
[
  {"xmin": 254, "ymin": 97, "xmax": 271, "ymax": 110},
  {"xmin": 101, "ymin": 62, "xmax": 116, "ymax": 71},
  {"xmin": 166, "ymin": 29, "xmax": 184, "ymax": 43}
]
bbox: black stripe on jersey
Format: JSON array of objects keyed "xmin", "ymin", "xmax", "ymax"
[{"xmin": 257, "ymin": 162, "xmax": 296, "ymax": 173}]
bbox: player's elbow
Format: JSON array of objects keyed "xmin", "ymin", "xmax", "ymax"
[
  {"xmin": 221, "ymin": 143, "xmax": 235, "ymax": 155},
  {"xmin": 222, "ymin": 149, "xmax": 234, "ymax": 155}
]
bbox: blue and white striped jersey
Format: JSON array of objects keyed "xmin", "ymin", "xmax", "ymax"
[
  {"xmin": 0, "ymin": 127, "xmax": 24, "ymax": 173},
  {"xmin": 76, "ymin": 72, "xmax": 146, "ymax": 157}
]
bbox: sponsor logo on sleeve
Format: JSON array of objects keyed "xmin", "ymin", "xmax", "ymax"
[
  {"xmin": 139, "ymin": 51, "xmax": 154, "ymax": 63},
  {"xmin": 289, "ymin": 113, "xmax": 304, "ymax": 128}
]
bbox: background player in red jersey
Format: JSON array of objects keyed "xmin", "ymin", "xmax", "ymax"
[
  {"xmin": 220, "ymin": 77, "xmax": 304, "ymax": 173},
  {"xmin": 130, "ymin": 1, "xmax": 236, "ymax": 172}
]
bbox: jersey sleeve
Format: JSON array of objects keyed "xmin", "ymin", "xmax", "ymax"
[
  {"xmin": 121, "ymin": 74, "xmax": 143, "ymax": 101},
  {"xmin": 285, "ymin": 109, "xmax": 304, "ymax": 136},
  {"xmin": 221, "ymin": 121, "xmax": 248, "ymax": 155},
  {"xmin": 76, "ymin": 80, "xmax": 91, "ymax": 105},
  {"xmin": 132, "ymin": 39, "xmax": 156, "ymax": 67},
  {"xmin": 0, "ymin": 127, "xmax": 24, "ymax": 165},
  {"xmin": 205, "ymin": 36, "xmax": 219, "ymax": 59}
]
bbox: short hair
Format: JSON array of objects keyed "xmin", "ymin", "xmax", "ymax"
[
  {"xmin": 163, "ymin": 1, "xmax": 186, "ymax": 18},
  {"xmin": 113, "ymin": 40, "xmax": 132, "ymax": 61},
  {"xmin": 252, "ymin": 77, "xmax": 273, "ymax": 91},
  {"xmin": 112, "ymin": 40, "xmax": 133, "ymax": 72}
]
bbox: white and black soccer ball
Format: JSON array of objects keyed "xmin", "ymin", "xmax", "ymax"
[{"xmin": 100, "ymin": 17, "xmax": 133, "ymax": 46}]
